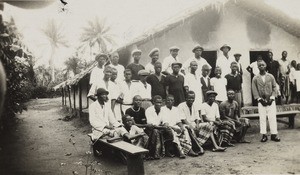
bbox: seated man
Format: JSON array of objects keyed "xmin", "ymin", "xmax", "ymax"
[
  {"xmin": 88, "ymin": 88, "xmax": 128, "ymax": 141},
  {"xmin": 125, "ymin": 95, "xmax": 147, "ymax": 127},
  {"xmin": 201, "ymin": 90, "xmax": 235, "ymax": 147},
  {"xmin": 145, "ymin": 95, "xmax": 174, "ymax": 159},
  {"xmin": 161, "ymin": 95, "xmax": 200, "ymax": 158},
  {"xmin": 178, "ymin": 91, "xmax": 226, "ymax": 152},
  {"xmin": 219, "ymin": 90, "xmax": 251, "ymax": 143},
  {"xmin": 122, "ymin": 114, "xmax": 149, "ymax": 148}
]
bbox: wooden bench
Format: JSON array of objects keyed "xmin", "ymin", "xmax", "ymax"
[
  {"xmin": 88, "ymin": 135, "xmax": 148, "ymax": 175},
  {"xmin": 241, "ymin": 104, "xmax": 300, "ymax": 128}
]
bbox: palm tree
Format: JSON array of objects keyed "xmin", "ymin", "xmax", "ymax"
[
  {"xmin": 64, "ymin": 55, "xmax": 85, "ymax": 75},
  {"xmin": 79, "ymin": 17, "xmax": 117, "ymax": 57},
  {"xmin": 42, "ymin": 19, "xmax": 69, "ymax": 82}
]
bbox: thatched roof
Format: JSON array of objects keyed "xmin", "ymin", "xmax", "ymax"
[{"xmin": 55, "ymin": 0, "xmax": 300, "ymax": 89}]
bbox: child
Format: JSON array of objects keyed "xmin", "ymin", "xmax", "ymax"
[
  {"xmin": 122, "ymin": 114, "xmax": 149, "ymax": 148},
  {"xmin": 210, "ymin": 67, "xmax": 227, "ymax": 103},
  {"xmin": 200, "ymin": 64, "xmax": 212, "ymax": 102}
]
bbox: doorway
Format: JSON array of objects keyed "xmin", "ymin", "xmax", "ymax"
[{"xmin": 202, "ymin": 51, "xmax": 217, "ymax": 78}]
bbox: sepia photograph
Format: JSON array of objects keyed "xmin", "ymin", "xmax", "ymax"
[{"xmin": 0, "ymin": 0, "xmax": 300, "ymax": 174}]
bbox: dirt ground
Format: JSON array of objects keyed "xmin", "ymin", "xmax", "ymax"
[{"xmin": 0, "ymin": 98, "xmax": 299, "ymax": 175}]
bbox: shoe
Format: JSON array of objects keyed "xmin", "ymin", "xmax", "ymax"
[
  {"xmin": 271, "ymin": 134, "xmax": 280, "ymax": 142},
  {"xmin": 187, "ymin": 149, "xmax": 198, "ymax": 157},
  {"xmin": 179, "ymin": 153, "xmax": 186, "ymax": 159},
  {"xmin": 261, "ymin": 134, "xmax": 268, "ymax": 142}
]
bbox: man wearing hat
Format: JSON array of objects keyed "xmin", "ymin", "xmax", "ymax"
[
  {"xmin": 165, "ymin": 62, "xmax": 185, "ymax": 106},
  {"xmin": 234, "ymin": 53, "xmax": 243, "ymax": 76},
  {"xmin": 162, "ymin": 46, "xmax": 181, "ymax": 75},
  {"xmin": 201, "ymin": 90, "xmax": 236, "ymax": 147},
  {"xmin": 145, "ymin": 48, "xmax": 159, "ymax": 74},
  {"xmin": 88, "ymin": 88, "xmax": 128, "ymax": 141},
  {"xmin": 90, "ymin": 53, "xmax": 108, "ymax": 85},
  {"xmin": 183, "ymin": 44, "xmax": 211, "ymax": 77},
  {"xmin": 135, "ymin": 70, "xmax": 152, "ymax": 109},
  {"xmin": 216, "ymin": 44, "xmax": 235, "ymax": 77},
  {"xmin": 126, "ymin": 49, "xmax": 145, "ymax": 80}
]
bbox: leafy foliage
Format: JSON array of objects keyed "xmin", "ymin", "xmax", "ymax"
[{"xmin": 0, "ymin": 18, "xmax": 35, "ymax": 119}]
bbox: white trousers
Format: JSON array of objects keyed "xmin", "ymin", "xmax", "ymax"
[{"xmin": 258, "ymin": 102, "xmax": 278, "ymax": 134}]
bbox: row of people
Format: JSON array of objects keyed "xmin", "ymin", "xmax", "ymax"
[{"xmin": 89, "ymin": 87, "xmax": 250, "ymax": 160}]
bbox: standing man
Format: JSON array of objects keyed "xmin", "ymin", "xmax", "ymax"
[
  {"xmin": 217, "ymin": 44, "xmax": 234, "ymax": 77},
  {"xmin": 165, "ymin": 62, "xmax": 185, "ymax": 106},
  {"xmin": 252, "ymin": 60, "xmax": 280, "ymax": 142},
  {"xmin": 136, "ymin": 70, "xmax": 152, "ymax": 109},
  {"xmin": 278, "ymin": 51, "xmax": 290, "ymax": 104},
  {"xmin": 233, "ymin": 53, "xmax": 243, "ymax": 76},
  {"xmin": 184, "ymin": 61, "xmax": 203, "ymax": 108},
  {"xmin": 146, "ymin": 62, "xmax": 166, "ymax": 99},
  {"xmin": 126, "ymin": 49, "xmax": 145, "ymax": 80},
  {"xmin": 145, "ymin": 48, "xmax": 159, "ymax": 74},
  {"xmin": 162, "ymin": 46, "xmax": 181, "ymax": 75},
  {"xmin": 225, "ymin": 62, "xmax": 243, "ymax": 113},
  {"xmin": 183, "ymin": 44, "xmax": 211, "ymax": 76},
  {"xmin": 109, "ymin": 52, "xmax": 125, "ymax": 83},
  {"xmin": 266, "ymin": 51, "xmax": 281, "ymax": 104},
  {"xmin": 90, "ymin": 53, "xmax": 108, "ymax": 85}
]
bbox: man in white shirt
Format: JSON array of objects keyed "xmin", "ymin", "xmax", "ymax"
[
  {"xmin": 145, "ymin": 95, "xmax": 176, "ymax": 159},
  {"xmin": 109, "ymin": 52, "xmax": 125, "ymax": 83},
  {"xmin": 183, "ymin": 44, "xmax": 211, "ymax": 76},
  {"xmin": 233, "ymin": 53, "xmax": 243, "ymax": 75},
  {"xmin": 216, "ymin": 44, "xmax": 235, "ymax": 77},
  {"xmin": 184, "ymin": 61, "xmax": 203, "ymax": 108},
  {"xmin": 90, "ymin": 53, "xmax": 108, "ymax": 85},
  {"xmin": 88, "ymin": 88, "xmax": 128, "ymax": 141},
  {"xmin": 162, "ymin": 46, "xmax": 181, "ymax": 75},
  {"xmin": 178, "ymin": 91, "xmax": 226, "ymax": 152},
  {"xmin": 145, "ymin": 48, "xmax": 159, "ymax": 74},
  {"xmin": 88, "ymin": 67, "xmax": 119, "ymax": 112},
  {"xmin": 118, "ymin": 69, "xmax": 139, "ymax": 113}
]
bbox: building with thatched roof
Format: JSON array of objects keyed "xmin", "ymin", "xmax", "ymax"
[{"xmin": 55, "ymin": 0, "xmax": 300, "ymax": 115}]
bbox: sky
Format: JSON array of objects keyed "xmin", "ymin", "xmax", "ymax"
[{"xmin": 3, "ymin": 0, "xmax": 300, "ymax": 69}]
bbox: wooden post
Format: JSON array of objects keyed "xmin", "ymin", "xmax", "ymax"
[
  {"xmin": 127, "ymin": 154, "xmax": 145, "ymax": 175},
  {"xmin": 87, "ymin": 79, "xmax": 90, "ymax": 108},
  {"xmin": 79, "ymin": 82, "xmax": 83, "ymax": 118},
  {"xmin": 61, "ymin": 87, "xmax": 64, "ymax": 105},
  {"xmin": 73, "ymin": 85, "xmax": 76, "ymax": 110},
  {"xmin": 68, "ymin": 86, "xmax": 72, "ymax": 110}
]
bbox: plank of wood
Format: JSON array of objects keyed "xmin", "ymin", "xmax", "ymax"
[
  {"xmin": 241, "ymin": 110, "xmax": 300, "ymax": 118},
  {"xmin": 98, "ymin": 139, "xmax": 148, "ymax": 155}
]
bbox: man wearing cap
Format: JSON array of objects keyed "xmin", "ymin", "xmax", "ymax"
[
  {"xmin": 88, "ymin": 88, "xmax": 128, "ymax": 141},
  {"xmin": 184, "ymin": 61, "xmax": 203, "ymax": 108},
  {"xmin": 201, "ymin": 90, "xmax": 236, "ymax": 147},
  {"xmin": 146, "ymin": 62, "xmax": 167, "ymax": 99},
  {"xmin": 126, "ymin": 49, "xmax": 145, "ymax": 80},
  {"xmin": 145, "ymin": 48, "xmax": 159, "ymax": 74},
  {"xmin": 162, "ymin": 46, "xmax": 181, "ymax": 75},
  {"xmin": 183, "ymin": 44, "xmax": 211, "ymax": 77},
  {"xmin": 252, "ymin": 60, "xmax": 280, "ymax": 142},
  {"xmin": 217, "ymin": 44, "xmax": 235, "ymax": 77},
  {"xmin": 233, "ymin": 53, "xmax": 243, "ymax": 76},
  {"xmin": 108, "ymin": 52, "xmax": 125, "ymax": 83},
  {"xmin": 165, "ymin": 62, "xmax": 185, "ymax": 106},
  {"xmin": 90, "ymin": 53, "xmax": 108, "ymax": 85},
  {"xmin": 135, "ymin": 70, "xmax": 152, "ymax": 109}
]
